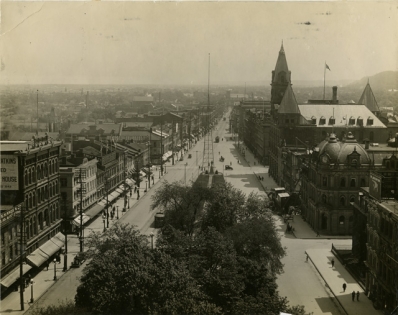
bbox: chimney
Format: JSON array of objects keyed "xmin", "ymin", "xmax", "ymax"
[
  {"xmin": 332, "ymin": 86, "xmax": 338, "ymax": 104},
  {"xmin": 365, "ymin": 139, "xmax": 370, "ymax": 149}
]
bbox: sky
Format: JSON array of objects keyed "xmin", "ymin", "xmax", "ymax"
[{"xmin": 1, "ymin": 1, "xmax": 397, "ymax": 86}]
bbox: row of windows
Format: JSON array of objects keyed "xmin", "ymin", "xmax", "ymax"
[
  {"xmin": 315, "ymin": 116, "xmax": 374, "ymax": 126},
  {"xmin": 24, "ymin": 158, "xmax": 59, "ymax": 186},
  {"xmin": 321, "ymin": 177, "xmax": 367, "ymax": 188},
  {"xmin": 25, "ymin": 180, "xmax": 59, "ymax": 210}
]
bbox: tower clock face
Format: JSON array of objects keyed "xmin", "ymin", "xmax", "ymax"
[{"xmin": 321, "ymin": 155, "xmax": 328, "ymax": 164}]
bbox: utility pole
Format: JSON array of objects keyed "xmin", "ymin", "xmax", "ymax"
[
  {"xmin": 148, "ymin": 129, "xmax": 151, "ymax": 188},
  {"xmin": 171, "ymin": 121, "xmax": 175, "ymax": 165},
  {"xmin": 160, "ymin": 105, "xmax": 164, "ymax": 176},
  {"xmin": 123, "ymin": 153, "xmax": 127, "ymax": 212},
  {"xmin": 105, "ymin": 176, "xmax": 109, "ymax": 228},
  {"xmin": 62, "ymin": 196, "xmax": 68, "ymax": 272},
  {"xmin": 18, "ymin": 203, "xmax": 25, "ymax": 311},
  {"xmin": 36, "ymin": 90, "xmax": 39, "ymax": 134},
  {"xmin": 79, "ymin": 168, "xmax": 84, "ymax": 252}
]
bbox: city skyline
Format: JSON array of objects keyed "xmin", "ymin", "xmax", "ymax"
[{"xmin": 1, "ymin": 1, "xmax": 397, "ymax": 85}]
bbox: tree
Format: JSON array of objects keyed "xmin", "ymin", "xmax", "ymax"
[
  {"xmin": 201, "ymin": 182, "xmax": 245, "ymax": 232},
  {"xmin": 151, "ymin": 181, "xmax": 210, "ymax": 236},
  {"xmin": 75, "ymin": 224, "xmax": 218, "ymax": 314}
]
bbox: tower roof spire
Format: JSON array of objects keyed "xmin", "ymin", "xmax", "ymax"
[
  {"xmin": 273, "ymin": 42, "xmax": 290, "ymax": 83},
  {"xmin": 358, "ymin": 81, "xmax": 380, "ymax": 113}
]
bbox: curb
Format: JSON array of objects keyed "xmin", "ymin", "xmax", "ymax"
[{"xmin": 305, "ymin": 251, "xmax": 349, "ymax": 315}]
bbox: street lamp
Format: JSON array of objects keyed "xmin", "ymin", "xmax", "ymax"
[
  {"xmin": 116, "ymin": 205, "xmax": 119, "ymax": 220},
  {"xmin": 30, "ymin": 279, "xmax": 34, "ymax": 303},
  {"xmin": 184, "ymin": 163, "xmax": 188, "ymax": 186},
  {"xmin": 150, "ymin": 232, "xmax": 154, "ymax": 250},
  {"xmin": 53, "ymin": 259, "xmax": 57, "ymax": 281},
  {"xmin": 62, "ymin": 246, "xmax": 67, "ymax": 272},
  {"xmin": 102, "ymin": 214, "xmax": 106, "ymax": 232}
]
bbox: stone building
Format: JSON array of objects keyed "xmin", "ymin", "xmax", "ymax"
[
  {"xmin": 352, "ymin": 168, "xmax": 398, "ymax": 313},
  {"xmin": 0, "ymin": 135, "xmax": 63, "ymax": 291},
  {"xmin": 300, "ymin": 132, "xmax": 371, "ymax": 235}
]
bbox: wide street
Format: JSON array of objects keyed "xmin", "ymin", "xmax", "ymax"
[{"xmin": 9, "ymin": 111, "xmax": 365, "ymax": 315}]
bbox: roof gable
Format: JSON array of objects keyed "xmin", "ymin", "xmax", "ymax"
[
  {"xmin": 358, "ymin": 83, "xmax": 380, "ymax": 113},
  {"xmin": 278, "ymin": 85, "xmax": 300, "ymax": 114}
]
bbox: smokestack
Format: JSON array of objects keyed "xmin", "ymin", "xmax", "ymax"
[{"xmin": 332, "ymin": 86, "xmax": 338, "ymax": 104}]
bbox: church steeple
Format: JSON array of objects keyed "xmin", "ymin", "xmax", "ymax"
[{"xmin": 271, "ymin": 42, "xmax": 292, "ymax": 107}]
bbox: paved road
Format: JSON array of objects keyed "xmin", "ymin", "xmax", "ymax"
[{"xmin": 6, "ymin": 110, "xmax": 358, "ymax": 315}]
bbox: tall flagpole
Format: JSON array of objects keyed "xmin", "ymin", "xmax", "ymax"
[{"xmin": 323, "ymin": 62, "xmax": 326, "ymax": 100}]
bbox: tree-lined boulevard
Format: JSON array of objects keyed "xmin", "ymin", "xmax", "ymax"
[{"xmin": 1, "ymin": 113, "xmax": 382, "ymax": 315}]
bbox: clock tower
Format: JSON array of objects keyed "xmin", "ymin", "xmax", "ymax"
[{"xmin": 271, "ymin": 42, "xmax": 291, "ymax": 110}]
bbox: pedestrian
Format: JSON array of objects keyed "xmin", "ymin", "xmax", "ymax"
[
  {"xmin": 316, "ymin": 231, "xmax": 320, "ymax": 237},
  {"xmin": 356, "ymin": 291, "xmax": 360, "ymax": 301},
  {"xmin": 45, "ymin": 260, "xmax": 49, "ymax": 271},
  {"xmin": 331, "ymin": 258, "xmax": 335, "ymax": 268},
  {"xmin": 342, "ymin": 283, "xmax": 347, "ymax": 292},
  {"xmin": 351, "ymin": 291, "xmax": 355, "ymax": 301},
  {"xmin": 306, "ymin": 253, "xmax": 309, "ymax": 262}
]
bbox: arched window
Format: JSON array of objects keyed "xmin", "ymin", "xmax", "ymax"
[
  {"xmin": 340, "ymin": 196, "xmax": 346, "ymax": 206},
  {"xmin": 339, "ymin": 215, "xmax": 345, "ymax": 225},
  {"xmin": 360, "ymin": 178, "xmax": 366, "ymax": 187},
  {"xmin": 44, "ymin": 162, "xmax": 48, "ymax": 177},
  {"xmin": 340, "ymin": 177, "xmax": 346, "ymax": 187},
  {"xmin": 37, "ymin": 165, "xmax": 41, "ymax": 180},
  {"xmin": 25, "ymin": 170, "xmax": 28, "ymax": 186},
  {"xmin": 33, "ymin": 217, "xmax": 37, "ymax": 235},
  {"xmin": 322, "ymin": 176, "xmax": 328, "ymax": 187},
  {"xmin": 38, "ymin": 213, "xmax": 43, "ymax": 230},
  {"xmin": 350, "ymin": 178, "xmax": 356, "ymax": 187},
  {"xmin": 32, "ymin": 192, "xmax": 36, "ymax": 206},
  {"xmin": 322, "ymin": 194, "xmax": 327, "ymax": 203},
  {"xmin": 32, "ymin": 166, "xmax": 36, "ymax": 182},
  {"xmin": 350, "ymin": 195, "xmax": 355, "ymax": 203}
]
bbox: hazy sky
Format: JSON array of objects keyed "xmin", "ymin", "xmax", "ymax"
[{"xmin": 1, "ymin": 1, "xmax": 397, "ymax": 85}]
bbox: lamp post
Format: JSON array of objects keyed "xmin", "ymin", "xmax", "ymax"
[
  {"xmin": 62, "ymin": 246, "xmax": 67, "ymax": 272},
  {"xmin": 184, "ymin": 163, "xmax": 188, "ymax": 186},
  {"xmin": 116, "ymin": 205, "xmax": 119, "ymax": 220},
  {"xmin": 53, "ymin": 259, "xmax": 57, "ymax": 281},
  {"xmin": 150, "ymin": 232, "xmax": 154, "ymax": 250},
  {"xmin": 30, "ymin": 279, "xmax": 34, "ymax": 303},
  {"xmin": 102, "ymin": 214, "xmax": 106, "ymax": 232}
]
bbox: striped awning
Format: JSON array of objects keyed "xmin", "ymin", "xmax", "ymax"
[
  {"xmin": 0, "ymin": 264, "xmax": 32, "ymax": 288},
  {"xmin": 26, "ymin": 232, "xmax": 65, "ymax": 268}
]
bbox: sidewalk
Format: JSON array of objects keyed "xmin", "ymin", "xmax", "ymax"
[
  {"xmin": 306, "ymin": 248, "xmax": 382, "ymax": 315},
  {"xmin": 0, "ymin": 174, "xmax": 163, "ymax": 314}
]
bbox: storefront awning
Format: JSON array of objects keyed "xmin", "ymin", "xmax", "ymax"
[
  {"xmin": 125, "ymin": 178, "xmax": 134, "ymax": 187},
  {"xmin": 26, "ymin": 232, "xmax": 66, "ymax": 268},
  {"xmin": 73, "ymin": 213, "xmax": 91, "ymax": 227},
  {"xmin": 85, "ymin": 203, "xmax": 105, "ymax": 218},
  {"xmin": 115, "ymin": 188, "xmax": 124, "ymax": 194},
  {"xmin": 0, "ymin": 264, "xmax": 32, "ymax": 288}
]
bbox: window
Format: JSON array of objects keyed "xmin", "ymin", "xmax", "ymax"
[
  {"xmin": 9, "ymin": 245, "xmax": 13, "ymax": 259},
  {"xmin": 340, "ymin": 196, "xmax": 346, "ymax": 206},
  {"xmin": 350, "ymin": 178, "xmax": 356, "ymax": 187},
  {"xmin": 322, "ymin": 176, "xmax": 327, "ymax": 187},
  {"xmin": 367, "ymin": 117, "xmax": 374, "ymax": 126},
  {"xmin": 351, "ymin": 159, "xmax": 358, "ymax": 167},
  {"xmin": 339, "ymin": 216, "xmax": 345, "ymax": 225},
  {"xmin": 311, "ymin": 116, "xmax": 316, "ymax": 124},
  {"xmin": 285, "ymin": 119, "xmax": 290, "ymax": 124},
  {"xmin": 329, "ymin": 116, "xmax": 335, "ymax": 125},
  {"xmin": 60, "ymin": 178, "xmax": 67, "ymax": 187},
  {"xmin": 360, "ymin": 178, "xmax": 366, "ymax": 187},
  {"xmin": 357, "ymin": 117, "xmax": 363, "ymax": 126},
  {"xmin": 349, "ymin": 116, "xmax": 356, "ymax": 125},
  {"xmin": 340, "ymin": 177, "xmax": 346, "ymax": 187},
  {"xmin": 290, "ymin": 119, "xmax": 295, "ymax": 124},
  {"xmin": 350, "ymin": 196, "xmax": 355, "ymax": 203},
  {"xmin": 322, "ymin": 194, "xmax": 327, "ymax": 203},
  {"xmin": 319, "ymin": 116, "xmax": 326, "ymax": 125}
]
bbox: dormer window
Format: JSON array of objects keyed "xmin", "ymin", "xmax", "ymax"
[
  {"xmin": 311, "ymin": 116, "xmax": 316, "ymax": 124},
  {"xmin": 367, "ymin": 117, "xmax": 374, "ymax": 126},
  {"xmin": 349, "ymin": 116, "xmax": 356, "ymax": 125},
  {"xmin": 357, "ymin": 117, "xmax": 363, "ymax": 126},
  {"xmin": 329, "ymin": 116, "xmax": 335, "ymax": 125},
  {"xmin": 319, "ymin": 116, "xmax": 326, "ymax": 125}
]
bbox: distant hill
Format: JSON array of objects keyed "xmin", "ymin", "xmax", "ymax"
[{"xmin": 347, "ymin": 71, "xmax": 398, "ymax": 90}]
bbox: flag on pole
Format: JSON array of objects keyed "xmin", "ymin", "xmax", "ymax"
[{"xmin": 325, "ymin": 63, "xmax": 331, "ymax": 71}]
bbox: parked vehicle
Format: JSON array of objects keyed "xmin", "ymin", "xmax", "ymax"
[
  {"xmin": 188, "ymin": 154, "xmax": 192, "ymax": 158},
  {"xmin": 225, "ymin": 165, "xmax": 233, "ymax": 170},
  {"xmin": 215, "ymin": 136, "xmax": 220, "ymax": 143}
]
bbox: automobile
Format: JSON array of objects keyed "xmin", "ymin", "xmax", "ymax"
[
  {"xmin": 225, "ymin": 165, "xmax": 233, "ymax": 170},
  {"xmin": 188, "ymin": 154, "xmax": 192, "ymax": 158}
]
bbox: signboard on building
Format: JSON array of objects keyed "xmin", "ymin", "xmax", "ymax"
[
  {"xmin": 0, "ymin": 155, "xmax": 19, "ymax": 190},
  {"xmin": 369, "ymin": 172, "xmax": 382, "ymax": 201}
]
